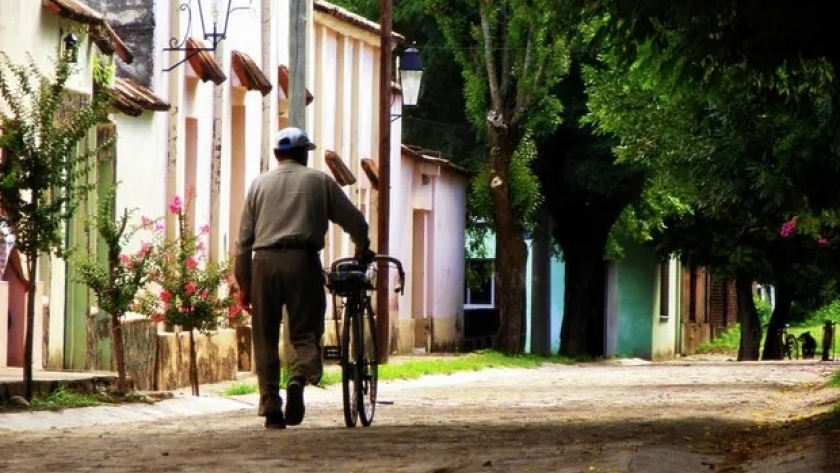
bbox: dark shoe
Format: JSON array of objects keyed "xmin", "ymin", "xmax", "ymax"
[
  {"xmin": 264, "ymin": 411, "xmax": 286, "ymax": 430},
  {"xmin": 285, "ymin": 377, "xmax": 306, "ymax": 426}
]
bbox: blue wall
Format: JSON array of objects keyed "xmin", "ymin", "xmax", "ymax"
[{"xmin": 523, "ymin": 240, "xmax": 565, "ymax": 353}]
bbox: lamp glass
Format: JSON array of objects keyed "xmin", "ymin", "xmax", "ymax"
[{"xmin": 399, "ymin": 69, "xmax": 423, "ymax": 107}]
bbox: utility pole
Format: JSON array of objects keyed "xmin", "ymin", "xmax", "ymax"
[
  {"xmin": 260, "ymin": 0, "xmax": 275, "ymax": 173},
  {"xmin": 289, "ymin": 0, "xmax": 308, "ymax": 127},
  {"xmin": 209, "ymin": 0, "xmax": 225, "ymax": 263},
  {"xmin": 376, "ymin": 0, "xmax": 393, "ymax": 363},
  {"xmin": 281, "ymin": 0, "xmax": 310, "ymax": 373}
]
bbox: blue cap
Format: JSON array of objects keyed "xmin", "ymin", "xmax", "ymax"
[{"xmin": 275, "ymin": 127, "xmax": 317, "ymax": 152}]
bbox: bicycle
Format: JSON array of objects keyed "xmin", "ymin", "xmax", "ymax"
[{"xmin": 325, "ymin": 254, "xmax": 405, "ymax": 427}]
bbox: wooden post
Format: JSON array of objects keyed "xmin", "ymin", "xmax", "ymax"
[{"xmin": 376, "ymin": 0, "xmax": 392, "ymax": 363}]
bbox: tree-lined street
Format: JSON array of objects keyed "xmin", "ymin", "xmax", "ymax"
[{"xmin": 2, "ymin": 360, "xmax": 838, "ymax": 472}]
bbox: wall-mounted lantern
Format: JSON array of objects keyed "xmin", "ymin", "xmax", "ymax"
[
  {"xmin": 398, "ymin": 44, "xmax": 424, "ymax": 107},
  {"xmin": 63, "ymin": 32, "xmax": 79, "ymax": 64}
]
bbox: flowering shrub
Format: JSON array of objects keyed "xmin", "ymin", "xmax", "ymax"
[
  {"xmin": 779, "ymin": 215, "xmax": 832, "ymax": 247},
  {"xmin": 134, "ymin": 192, "xmax": 247, "ymax": 331},
  {"xmin": 133, "ymin": 192, "xmax": 247, "ymax": 395},
  {"xmin": 75, "ymin": 190, "xmax": 155, "ymax": 392}
]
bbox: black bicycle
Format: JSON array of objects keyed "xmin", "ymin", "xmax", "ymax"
[{"xmin": 326, "ymin": 254, "xmax": 405, "ymax": 427}]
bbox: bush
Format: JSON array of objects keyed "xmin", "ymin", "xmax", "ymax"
[
  {"xmin": 755, "ymin": 297, "xmax": 772, "ymax": 327},
  {"xmin": 805, "ymin": 299, "xmax": 840, "ymax": 326}
]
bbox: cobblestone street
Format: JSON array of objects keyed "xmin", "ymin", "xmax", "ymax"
[{"xmin": 1, "ymin": 359, "xmax": 839, "ymax": 472}]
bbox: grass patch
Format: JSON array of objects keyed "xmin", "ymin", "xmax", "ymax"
[
  {"xmin": 29, "ymin": 387, "xmax": 103, "ymax": 411},
  {"xmin": 0, "ymin": 386, "xmax": 103, "ymax": 413},
  {"xmin": 696, "ymin": 325, "xmax": 743, "ymax": 354},
  {"xmin": 829, "ymin": 371, "xmax": 840, "ymax": 388},
  {"xmin": 222, "ymin": 383, "xmax": 259, "ymax": 396},
  {"xmin": 377, "ymin": 350, "xmax": 571, "ymax": 382},
  {"xmin": 695, "ymin": 323, "xmax": 833, "ymax": 356},
  {"xmin": 224, "ymin": 350, "xmax": 574, "ymax": 392}
]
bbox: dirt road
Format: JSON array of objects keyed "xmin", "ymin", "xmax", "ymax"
[{"xmin": 1, "ymin": 359, "xmax": 839, "ymax": 473}]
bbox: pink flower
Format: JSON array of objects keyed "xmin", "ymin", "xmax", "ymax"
[
  {"xmin": 168, "ymin": 196, "xmax": 183, "ymax": 215},
  {"xmin": 199, "ymin": 224, "xmax": 211, "ymax": 235},
  {"xmin": 818, "ymin": 238, "xmax": 830, "ymax": 247},
  {"xmin": 199, "ymin": 289, "xmax": 210, "ymax": 300},
  {"xmin": 186, "ymin": 257, "xmax": 198, "ymax": 270},
  {"xmin": 140, "ymin": 216, "xmax": 153, "ymax": 228},
  {"xmin": 780, "ymin": 218, "xmax": 797, "ymax": 238},
  {"xmin": 184, "ymin": 281, "xmax": 197, "ymax": 296},
  {"xmin": 119, "ymin": 254, "xmax": 130, "ymax": 266},
  {"xmin": 228, "ymin": 303, "xmax": 242, "ymax": 318},
  {"xmin": 154, "ymin": 223, "xmax": 165, "ymax": 233},
  {"xmin": 160, "ymin": 290, "xmax": 172, "ymax": 303},
  {"xmin": 137, "ymin": 242, "xmax": 153, "ymax": 258},
  {"xmin": 151, "ymin": 313, "xmax": 164, "ymax": 324}
]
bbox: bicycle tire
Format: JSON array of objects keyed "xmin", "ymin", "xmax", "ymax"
[
  {"xmin": 357, "ymin": 298, "xmax": 378, "ymax": 426},
  {"xmin": 341, "ymin": 297, "xmax": 360, "ymax": 427}
]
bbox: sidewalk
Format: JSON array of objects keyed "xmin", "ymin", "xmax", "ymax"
[{"xmin": 0, "ymin": 366, "xmax": 118, "ymax": 401}]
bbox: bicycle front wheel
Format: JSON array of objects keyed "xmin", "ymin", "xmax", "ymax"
[
  {"xmin": 357, "ymin": 298, "xmax": 379, "ymax": 426},
  {"xmin": 341, "ymin": 296, "xmax": 360, "ymax": 427}
]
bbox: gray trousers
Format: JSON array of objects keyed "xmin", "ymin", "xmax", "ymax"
[{"xmin": 251, "ymin": 248, "xmax": 325, "ymax": 415}]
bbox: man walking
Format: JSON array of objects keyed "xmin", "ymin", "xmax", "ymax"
[{"xmin": 234, "ymin": 127, "xmax": 373, "ymax": 429}]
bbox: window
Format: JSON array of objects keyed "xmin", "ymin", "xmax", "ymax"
[
  {"xmin": 465, "ymin": 259, "xmax": 495, "ymax": 308},
  {"xmin": 659, "ymin": 261, "xmax": 670, "ymax": 318}
]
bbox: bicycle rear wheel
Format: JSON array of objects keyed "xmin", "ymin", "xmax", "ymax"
[
  {"xmin": 341, "ymin": 297, "xmax": 360, "ymax": 427},
  {"xmin": 357, "ymin": 299, "xmax": 379, "ymax": 426}
]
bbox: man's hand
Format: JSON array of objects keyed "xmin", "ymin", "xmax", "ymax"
[
  {"xmin": 355, "ymin": 247, "xmax": 376, "ymax": 265},
  {"xmin": 238, "ymin": 287, "xmax": 252, "ymax": 313}
]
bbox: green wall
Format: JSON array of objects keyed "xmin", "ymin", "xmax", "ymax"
[{"xmin": 615, "ymin": 242, "xmax": 655, "ymax": 358}]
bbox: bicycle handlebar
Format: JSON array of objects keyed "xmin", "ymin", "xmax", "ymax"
[{"xmin": 330, "ymin": 254, "xmax": 406, "ymax": 295}]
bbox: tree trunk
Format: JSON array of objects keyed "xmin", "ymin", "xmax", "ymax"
[
  {"xmin": 23, "ymin": 252, "xmax": 37, "ymax": 401},
  {"xmin": 736, "ymin": 275, "xmax": 761, "ymax": 361},
  {"xmin": 188, "ymin": 328, "xmax": 199, "ymax": 396},
  {"xmin": 761, "ymin": 282, "xmax": 792, "ymax": 361},
  {"xmin": 560, "ymin": 249, "xmax": 606, "ymax": 358},
  {"xmin": 488, "ymin": 129, "xmax": 527, "ymax": 354},
  {"xmin": 111, "ymin": 312, "xmax": 128, "ymax": 393}
]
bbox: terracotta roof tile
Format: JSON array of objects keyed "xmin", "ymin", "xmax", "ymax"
[
  {"xmin": 231, "ymin": 50, "xmax": 272, "ymax": 96},
  {"xmin": 278, "ymin": 64, "xmax": 314, "ymax": 105},
  {"xmin": 111, "ymin": 77, "xmax": 170, "ymax": 117},
  {"xmin": 314, "ymin": 1, "xmax": 405, "ymax": 43},
  {"xmin": 186, "ymin": 38, "xmax": 226, "ymax": 85}
]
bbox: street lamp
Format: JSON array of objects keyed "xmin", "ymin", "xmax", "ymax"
[
  {"xmin": 63, "ymin": 33, "xmax": 79, "ymax": 64},
  {"xmin": 398, "ymin": 44, "xmax": 424, "ymax": 107},
  {"xmin": 391, "ymin": 44, "xmax": 424, "ymax": 122},
  {"xmin": 163, "ymin": 0, "xmax": 252, "ymax": 72}
]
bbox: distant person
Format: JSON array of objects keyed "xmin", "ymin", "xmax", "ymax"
[
  {"xmin": 234, "ymin": 127, "xmax": 374, "ymax": 429},
  {"xmin": 799, "ymin": 332, "xmax": 817, "ymax": 359}
]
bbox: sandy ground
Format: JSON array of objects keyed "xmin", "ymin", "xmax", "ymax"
[{"xmin": 1, "ymin": 358, "xmax": 839, "ymax": 473}]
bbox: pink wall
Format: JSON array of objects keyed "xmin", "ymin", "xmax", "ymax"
[
  {"xmin": 393, "ymin": 147, "xmax": 468, "ymax": 351},
  {"xmin": 3, "ymin": 256, "xmax": 27, "ymax": 367}
]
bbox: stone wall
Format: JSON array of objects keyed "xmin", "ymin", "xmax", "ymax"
[
  {"xmin": 85, "ymin": 0, "xmax": 157, "ymax": 85},
  {"xmin": 121, "ymin": 319, "xmax": 240, "ymax": 392},
  {"xmin": 156, "ymin": 329, "xmax": 238, "ymax": 391}
]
